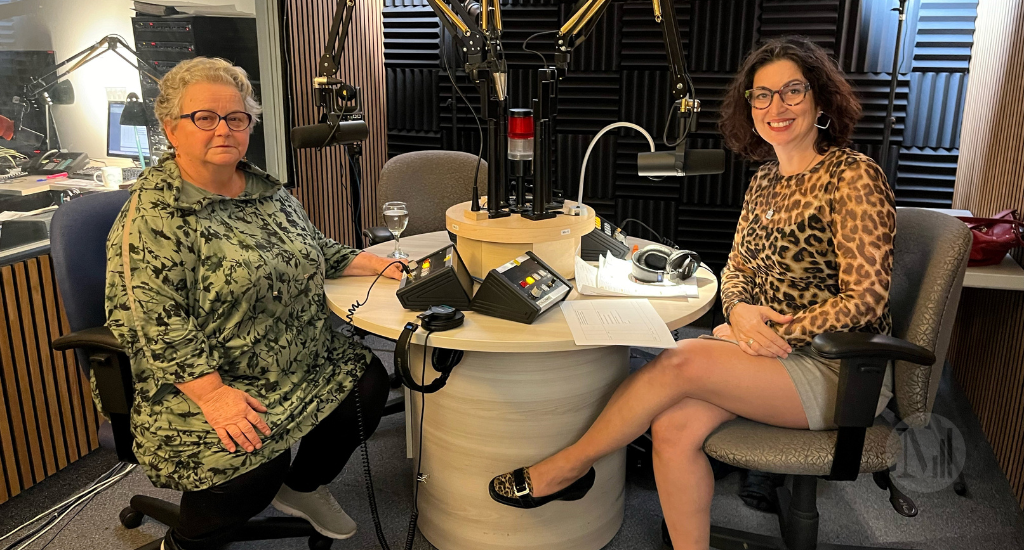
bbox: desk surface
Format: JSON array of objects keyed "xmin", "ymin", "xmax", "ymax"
[{"xmin": 323, "ymin": 232, "xmax": 719, "ymax": 352}]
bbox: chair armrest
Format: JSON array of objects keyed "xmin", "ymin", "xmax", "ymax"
[
  {"xmin": 811, "ymin": 332, "xmax": 935, "ymax": 365},
  {"xmin": 813, "ymin": 332, "xmax": 934, "ymax": 481},
  {"xmin": 52, "ymin": 326, "xmax": 123, "ymax": 353},
  {"xmin": 362, "ymin": 226, "xmax": 395, "ymax": 246}
]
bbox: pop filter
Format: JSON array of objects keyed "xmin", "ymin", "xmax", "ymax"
[
  {"xmin": 290, "ymin": 119, "xmax": 369, "ymax": 149},
  {"xmin": 637, "ymin": 146, "xmax": 726, "ymax": 177}
]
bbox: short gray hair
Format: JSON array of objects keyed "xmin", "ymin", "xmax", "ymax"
[{"xmin": 153, "ymin": 57, "xmax": 262, "ymax": 133}]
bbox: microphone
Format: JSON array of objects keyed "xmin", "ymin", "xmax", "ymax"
[
  {"xmin": 637, "ymin": 146, "xmax": 726, "ymax": 177},
  {"xmin": 290, "ymin": 119, "xmax": 368, "ymax": 149}
]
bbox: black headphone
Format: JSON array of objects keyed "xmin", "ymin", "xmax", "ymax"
[
  {"xmin": 630, "ymin": 244, "xmax": 701, "ymax": 284},
  {"xmin": 395, "ymin": 305, "xmax": 465, "ymax": 394}
]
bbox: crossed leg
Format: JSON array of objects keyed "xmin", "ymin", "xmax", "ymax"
[{"xmin": 524, "ymin": 338, "xmax": 809, "ymax": 550}]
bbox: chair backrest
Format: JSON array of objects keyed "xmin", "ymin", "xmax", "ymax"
[
  {"xmin": 888, "ymin": 208, "xmax": 971, "ymax": 427},
  {"xmin": 49, "ymin": 190, "xmax": 131, "ymax": 376},
  {"xmin": 378, "ymin": 150, "xmax": 487, "ymax": 236}
]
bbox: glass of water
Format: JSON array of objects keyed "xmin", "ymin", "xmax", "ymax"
[{"xmin": 383, "ymin": 201, "xmax": 409, "ymax": 259}]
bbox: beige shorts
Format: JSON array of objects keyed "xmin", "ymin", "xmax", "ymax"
[{"xmin": 699, "ymin": 335, "xmax": 893, "ymax": 431}]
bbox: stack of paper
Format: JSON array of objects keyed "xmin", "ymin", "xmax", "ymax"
[
  {"xmin": 574, "ymin": 253, "xmax": 699, "ymax": 298},
  {"xmin": 560, "ymin": 299, "xmax": 677, "ymax": 348}
]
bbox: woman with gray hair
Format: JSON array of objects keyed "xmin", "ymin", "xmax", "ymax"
[{"xmin": 105, "ymin": 56, "xmax": 399, "ymax": 549}]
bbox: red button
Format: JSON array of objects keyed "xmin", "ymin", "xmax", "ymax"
[{"xmin": 520, "ymin": 281, "xmax": 528, "ymax": 288}]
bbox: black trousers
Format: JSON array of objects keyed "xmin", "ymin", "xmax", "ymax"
[{"xmin": 170, "ymin": 356, "xmax": 390, "ymax": 548}]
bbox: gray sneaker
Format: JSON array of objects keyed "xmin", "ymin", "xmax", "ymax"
[{"xmin": 272, "ymin": 485, "xmax": 357, "ymax": 539}]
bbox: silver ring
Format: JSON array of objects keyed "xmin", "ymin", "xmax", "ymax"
[{"xmin": 747, "ymin": 338, "xmax": 755, "ymax": 346}]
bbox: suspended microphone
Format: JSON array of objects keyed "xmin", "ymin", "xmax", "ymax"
[
  {"xmin": 289, "ymin": 119, "xmax": 368, "ymax": 149},
  {"xmin": 637, "ymin": 146, "xmax": 726, "ymax": 177}
]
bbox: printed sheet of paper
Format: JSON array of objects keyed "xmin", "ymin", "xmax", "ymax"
[{"xmin": 560, "ymin": 299, "xmax": 677, "ymax": 348}]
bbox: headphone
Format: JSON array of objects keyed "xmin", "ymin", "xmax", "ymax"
[
  {"xmin": 630, "ymin": 244, "xmax": 701, "ymax": 284},
  {"xmin": 395, "ymin": 305, "xmax": 465, "ymax": 394}
]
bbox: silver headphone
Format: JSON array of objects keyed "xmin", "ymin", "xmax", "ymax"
[{"xmin": 630, "ymin": 244, "xmax": 701, "ymax": 284}]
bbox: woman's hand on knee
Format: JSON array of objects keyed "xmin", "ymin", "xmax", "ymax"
[
  {"xmin": 729, "ymin": 304, "xmax": 793, "ymax": 358},
  {"xmin": 196, "ymin": 386, "xmax": 273, "ymax": 453}
]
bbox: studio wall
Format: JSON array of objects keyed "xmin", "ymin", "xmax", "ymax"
[
  {"xmin": 283, "ymin": 0, "xmax": 389, "ymax": 245},
  {"xmin": 948, "ymin": 0, "xmax": 1024, "ymax": 510},
  {"xmin": 381, "ymin": 0, "xmax": 977, "ymax": 269}
]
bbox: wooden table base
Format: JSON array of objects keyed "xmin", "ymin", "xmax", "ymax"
[{"xmin": 407, "ymin": 345, "xmax": 630, "ymax": 550}]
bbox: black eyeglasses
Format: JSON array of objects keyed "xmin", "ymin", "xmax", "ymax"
[
  {"xmin": 744, "ymin": 82, "xmax": 812, "ymax": 110},
  {"xmin": 179, "ymin": 110, "xmax": 253, "ymax": 131}
]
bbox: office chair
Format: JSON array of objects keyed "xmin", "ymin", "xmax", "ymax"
[
  {"xmin": 360, "ymin": 150, "xmax": 488, "ymax": 414},
  {"xmin": 48, "ymin": 191, "xmax": 334, "ymax": 550},
  {"xmin": 362, "ymin": 150, "xmax": 487, "ymax": 245},
  {"xmin": 691, "ymin": 208, "xmax": 973, "ymax": 550}
]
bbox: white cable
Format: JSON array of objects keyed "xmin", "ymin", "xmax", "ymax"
[
  {"xmin": 576, "ymin": 122, "xmax": 656, "ymax": 215},
  {"xmin": 0, "ymin": 463, "xmax": 135, "ymax": 548},
  {"xmin": 0, "ymin": 463, "xmax": 123, "ymax": 544},
  {"xmin": 10, "ymin": 465, "xmax": 135, "ymax": 550}
]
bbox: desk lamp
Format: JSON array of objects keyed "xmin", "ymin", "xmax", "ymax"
[
  {"xmin": 119, "ymin": 93, "xmax": 149, "ymax": 169},
  {"xmin": 15, "ymin": 35, "xmax": 161, "ymax": 151}
]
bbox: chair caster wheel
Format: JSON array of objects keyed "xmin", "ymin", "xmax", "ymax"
[
  {"xmin": 119, "ymin": 506, "xmax": 144, "ymax": 529},
  {"xmin": 308, "ymin": 534, "xmax": 333, "ymax": 550}
]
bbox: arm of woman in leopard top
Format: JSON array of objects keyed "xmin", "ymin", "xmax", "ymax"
[
  {"xmin": 775, "ymin": 159, "xmax": 896, "ymax": 347},
  {"xmin": 720, "ymin": 171, "xmax": 761, "ymax": 323}
]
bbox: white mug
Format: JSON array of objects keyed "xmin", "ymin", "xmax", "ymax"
[{"xmin": 94, "ymin": 166, "xmax": 122, "ymax": 189}]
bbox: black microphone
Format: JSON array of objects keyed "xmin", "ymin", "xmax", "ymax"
[
  {"xmin": 637, "ymin": 147, "xmax": 726, "ymax": 177},
  {"xmin": 290, "ymin": 119, "xmax": 368, "ymax": 149}
]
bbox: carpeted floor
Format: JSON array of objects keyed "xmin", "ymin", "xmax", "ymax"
[{"xmin": 2, "ymin": 332, "xmax": 1022, "ymax": 550}]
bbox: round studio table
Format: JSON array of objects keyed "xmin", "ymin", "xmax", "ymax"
[{"xmin": 324, "ymin": 231, "xmax": 718, "ymax": 550}]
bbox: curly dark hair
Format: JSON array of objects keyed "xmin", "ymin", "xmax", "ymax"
[{"xmin": 719, "ymin": 37, "xmax": 861, "ymax": 161}]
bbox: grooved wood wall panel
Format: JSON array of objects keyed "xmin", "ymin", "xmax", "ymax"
[
  {"xmin": 285, "ymin": 0, "xmax": 389, "ymax": 245},
  {"xmin": 948, "ymin": 0, "xmax": 1024, "ymax": 510},
  {"xmin": 0, "ymin": 256, "xmax": 100, "ymax": 505}
]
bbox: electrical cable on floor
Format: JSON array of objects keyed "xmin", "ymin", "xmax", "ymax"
[
  {"xmin": 0, "ymin": 462, "xmax": 135, "ymax": 550},
  {"xmin": 356, "ymin": 330, "xmax": 432, "ymax": 550}
]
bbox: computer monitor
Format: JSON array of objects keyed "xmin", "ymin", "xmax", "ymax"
[{"xmin": 107, "ymin": 101, "xmax": 151, "ymax": 159}]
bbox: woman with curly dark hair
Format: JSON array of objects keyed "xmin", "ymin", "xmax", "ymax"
[{"xmin": 486, "ymin": 37, "xmax": 895, "ymax": 550}]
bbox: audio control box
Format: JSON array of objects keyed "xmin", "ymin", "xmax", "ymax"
[
  {"xmin": 396, "ymin": 244, "xmax": 473, "ymax": 310},
  {"xmin": 471, "ymin": 252, "xmax": 571, "ymax": 324}
]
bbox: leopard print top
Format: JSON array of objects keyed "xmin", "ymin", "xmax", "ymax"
[{"xmin": 720, "ymin": 147, "xmax": 896, "ymax": 348}]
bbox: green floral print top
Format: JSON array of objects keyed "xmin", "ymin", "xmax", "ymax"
[{"xmin": 105, "ymin": 155, "xmax": 371, "ymax": 492}]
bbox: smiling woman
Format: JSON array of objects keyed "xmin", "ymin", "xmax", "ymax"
[{"xmin": 484, "ymin": 37, "xmax": 897, "ymax": 550}]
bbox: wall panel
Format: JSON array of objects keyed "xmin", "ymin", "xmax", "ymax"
[
  {"xmin": 948, "ymin": 0, "xmax": 1024, "ymax": 509},
  {"xmin": 286, "ymin": 0, "xmax": 388, "ymax": 244},
  {"xmin": 0, "ymin": 256, "xmax": 100, "ymax": 505}
]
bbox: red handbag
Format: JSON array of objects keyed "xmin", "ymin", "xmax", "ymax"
[{"xmin": 956, "ymin": 209, "xmax": 1024, "ymax": 267}]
